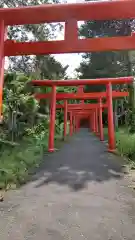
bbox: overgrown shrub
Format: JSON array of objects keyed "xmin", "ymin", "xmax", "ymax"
[
  {"xmin": 104, "ymin": 128, "xmax": 135, "ymax": 162},
  {"xmin": 115, "ymin": 130, "xmax": 135, "ymax": 160},
  {"xmin": 0, "ymin": 122, "xmax": 66, "ymax": 189},
  {"xmin": 0, "ymin": 73, "xmax": 71, "ymax": 189}
]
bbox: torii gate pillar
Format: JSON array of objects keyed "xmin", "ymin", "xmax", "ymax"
[
  {"xmin": 48, "ymin": 85, "xmax": 56, "ymax": 152},
  {"xmin": 69, "ymin": 111, "xmax": 73, "ymax": 136},
  {"xmin": 0, "ymin": 20, "xmax": 6, "ymax": 122},
  {"xmin": 106, "ymin": 82, "xmax": 115, "ymax": 151},
  {"xmin": 99, "ymin": 98, "xmax": 104, "ymax": 141},
  {"xmin": 93, "ymin": 111, "xmax": 96, "ymax": 133},
  {"xmin": 95, "ymin": 108, "xmax": 99, "ymax": 135},
  {"xmin": 63, "ymin": 100, "xmax": 68, "ymax": 139}
]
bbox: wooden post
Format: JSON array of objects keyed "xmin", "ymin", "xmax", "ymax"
[
  {"xmin": 106, "ymin": 82, "xmax": 115, "ymax": 151},
  {"xmin": 0, "ymin": 20, "xmax": 6, "ymax": 122},
  {"xmin": 99, "ymin": 98, "xmax": 104, "ymax": 141},
  {"xmin": 63, "ymin": 100, "xmax": 67, "ymax": 139},
  {"xmin": 73, "ymin": 115, "xmax": 76, "ymax": 132},
  {"xmin": 89, "ymin": 115, "xmax": 92, "ymax": 131},
  {"xmin": 48, "ymin": 86, "xmax": 56, "ymax": 152},
  {"xmin": 93, "ymin": 111, "xmax": 96, "ymax": 132},
  {"xmin": 69, "ymin": 111, "xmax": 73, "ymax": 136},
  {"xmin": 95, "ymin": 108, "xmax": 99, "ymax": 135}
]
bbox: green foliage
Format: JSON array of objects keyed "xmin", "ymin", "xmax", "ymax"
[
  {"xmin": 0, "ymin": 71, "xmax": 68, "ymax": 189},
  {"xmin": 129, "ymin": 109, "xmax": 135, "ymax": 133},
  {"xmin": 0, "ymin": 137, "xmax": 46, "ymax": 189},
  {"xmin": 116, "ymin": 131, "xmax": 135, "ymax": 160},
  {"xmin": 77, "ymin": 17, "xmax": 132, "ymax": 83},
  {"xmin": 127, "ymin": 82, "xmax": 135, "ymax": 134},
  {"xmin": 0, "ymin": 0, "xmax": 69, "ymax": 189},
  {"xmin": 104, "ymin": 128, "xmax": 135, "ymax": 164},
  {"xmin": 0, "ymin": 1, "xmax": 71, "ymax": 190},
  {"xmin": 0, "ymin": 120, "xmax": 66, "ymax": 189},
  {"xmin": 2, "ymin": 73, "xmax": 39, "ymax": 141}
]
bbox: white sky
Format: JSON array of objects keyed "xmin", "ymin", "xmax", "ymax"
[{"xmin": 54, "ymin": 53, "xmax": 82, "ymax": 77}]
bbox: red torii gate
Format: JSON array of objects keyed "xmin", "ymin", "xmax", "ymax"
[
  {"xmin": 0, "ymin": 0, "xmax": 134, "ymax": 152},
  {"xmin": 62, "ymin": 102, "xmax": 107, "ymax": 141},
  {"xmin": 68, "ymin": 110, "xmax": 95, "ymax": 136}
]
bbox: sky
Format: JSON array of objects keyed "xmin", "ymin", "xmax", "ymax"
[{"xmin": 54, "ymin": 53, "xmax": 82, "ymax": 77}]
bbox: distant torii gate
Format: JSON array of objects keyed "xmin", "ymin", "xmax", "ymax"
[
  {"xmin": 35, "ymin": 89, "xmax": 129, "ymax": 146},
  {"xmin": 0, "ymin": 0, "xmax": 134, "ymax": 152},
  {"xmin": 69, "ymin": 110, "xmax": 95, "ymax": 136},
  {"xmin": 33, "ymin": 77, "xmax": 132, "ymax": 152}
]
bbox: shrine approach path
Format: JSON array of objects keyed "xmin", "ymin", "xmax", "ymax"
[{"xmin": 0, "ymin": 128, "xmax": 135, "ymax": 239}]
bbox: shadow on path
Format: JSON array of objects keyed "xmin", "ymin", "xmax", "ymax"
[{"xmin": 33, "ymin": 129, "xmax": 124, "ymax": 191}]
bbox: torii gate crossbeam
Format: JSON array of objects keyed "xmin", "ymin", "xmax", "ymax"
[{"xmin": 35, "ymin": 91, "xmax": 129, "ymax": 100}]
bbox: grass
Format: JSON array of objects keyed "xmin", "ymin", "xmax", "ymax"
[
  {"xmin": 0, "ymin": 123, "xmax": 70, "ymax": 190},
  {"xmin": 104, "ymin": 127, "xmax": 135, "ymax": 168},
  {"xmin": 0, "ymin": 136, "xmax": 48, "ymax": 190}
]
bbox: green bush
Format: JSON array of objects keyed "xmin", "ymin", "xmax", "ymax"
[
  {"xmin": 0, "ymin": 121, "xmax": 67, "ymax": 189},
  {"xmin": 0, "ymin": 136, "xmax": 46, "ymax": 189},
  {"xmin": 0, "ymin": 73, "xmax": 71, "ymax": 190},
  {"xmin": 104, "ymin": 128, "xmax": 135, "ymax": 162},
  {"xmin": 115, "ymin": 131, "xmax": 135, "ymax": 160}
]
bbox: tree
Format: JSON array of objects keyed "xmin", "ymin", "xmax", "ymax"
[
  {"xmin": 2, "ymin": 73, "xmax": 39, "ymax": 141},
  {"xmin": 1, "ymin": 0, "xmax": 69, "ymax": 126}
]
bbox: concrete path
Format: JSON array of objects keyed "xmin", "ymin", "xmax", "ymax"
[{"xmin": 0, "ymin": 129, "xmax": 135, "ymax": 239}]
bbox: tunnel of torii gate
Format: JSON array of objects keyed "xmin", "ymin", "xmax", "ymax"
[
  {"xmin": 0, "ymin": 0, "xmax": 135, "ymax": 152},
  {"xmin": 34, "ymin": 80, "xmax": 131, "ymax": 152}
]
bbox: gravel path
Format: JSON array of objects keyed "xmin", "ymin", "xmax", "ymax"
[{"xmin": 0, "ymin": 128, "xmax": 135, "ymax": 239}]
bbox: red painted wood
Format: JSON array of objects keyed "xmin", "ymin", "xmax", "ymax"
[
  {"xmin": 48, "ymin": 86, "xmax": 56, "ymax": 152},
  {"xmin": 95, "ymin": 108, "xmax": 99, "ymax": 135},
  {"xmin": 1, "ymin": 1, "xmax": 135, "ymax": 26},
  {"xmin": 65, "ymin": 19, "xmax": 78, "ymax": 42},
  {"xmin": 99, "ymin": 98, "xmax": 104, "ymax": 141},
  {"xmin": 107, "ymin": 83, "xmax": 115, "ymax": 152},
  {"xmin": 77, "ymin": 86, "xmax": 84, "ymax": 104},
  {"xmin": 5, "ymin": 36, "xmax": 135, "ymax": 56},
  {"xmin": 63, "ymin": 100, "xmax": 68, "ymax": 139},
  {"xmin": 0, "ymin": 21, "xmax": 6, "ymax": 121},
  {"xmin": 56, "ymin": 103, "xmax": 106, "ymax": 109},
  {"xmin": 69, "ymin": 111, "xmax": 73, "ymax": 136},
  {"xmin": 35, "ymin": 91, "xmax": 129, "ymax": 100},
  {"xmin": 32, "ymin": 77, "xmax": 133, "ymax": 87}
]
